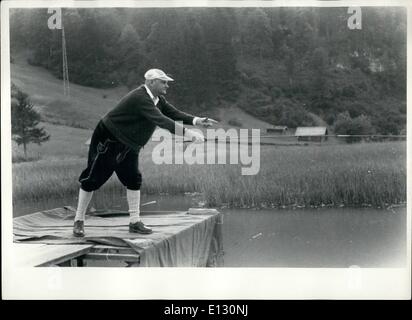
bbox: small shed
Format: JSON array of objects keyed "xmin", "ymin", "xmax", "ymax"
[
  {"xmin": 295, "ymin": 126, "xmax": 328, "ymax": 142},
  {"xmin": 266, "ymin": 126, "xmax": 288, "ymax": 135}
]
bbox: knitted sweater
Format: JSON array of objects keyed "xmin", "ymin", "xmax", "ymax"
[{"xmin": 102, "ymin": 85, "xmax": 195, "ymax": 152}]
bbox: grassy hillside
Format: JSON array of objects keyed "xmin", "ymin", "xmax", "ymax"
[
  {"xmin": 10, "ymin": 53, "xmax": 277, "ymax": 160},
  {"xmin": 11, "ymin": 52, "xmax": 273, "ymax": 122},
  {"xmin": 11, "ymin": 52, "xmax": 129, "ymax": 130}
]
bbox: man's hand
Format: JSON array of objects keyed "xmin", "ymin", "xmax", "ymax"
[
  {"xmin": 185, "ymin": 128, "xmax": 205, "ymax": 143},
  {"xmin": 195, "ymin": 117, "xmax": 218, "ymax": 128}
]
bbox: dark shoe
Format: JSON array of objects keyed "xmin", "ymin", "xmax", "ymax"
[
  {"xmin": 73, "ymin": 220, "xmax": 85, "ymax": 237},
  {"xmin": 129, "ymin": 221, "xmax": 153, "ymax": 234}
]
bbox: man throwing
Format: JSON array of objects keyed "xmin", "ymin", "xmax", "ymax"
[{"xmin": 73, "ymin": 69, "xmax": 217, "ymax": 237}]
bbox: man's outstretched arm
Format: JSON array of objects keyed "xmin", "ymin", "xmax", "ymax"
[{"xmin": 160, "ymin": 97, "xmax": 218, "ymax": 128}]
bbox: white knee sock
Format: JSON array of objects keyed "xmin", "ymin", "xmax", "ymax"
[
  {"xmin": 127, "ymin": 189, "xmax": 141, "ymax": 224},
  {"xmin": 74, "ymin": 189, "xmax": 94, "ymax": 221}
]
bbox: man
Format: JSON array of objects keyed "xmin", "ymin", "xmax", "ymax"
[{"xmin": 73, "ymin": 68, "xmax": 217, "ymax": 237}]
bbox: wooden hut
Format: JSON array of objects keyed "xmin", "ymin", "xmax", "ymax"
[
  {"xmin": 295, "ymin": 126, "xmax": 328, "ymax": 142},
  {"xmin": 266, "ymin": 126, "xmax": 288, "ymax": 135}
]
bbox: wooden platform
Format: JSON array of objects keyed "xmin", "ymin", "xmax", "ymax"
[
  {"xmin": 13, "ymin": 243, "xmax": 94, "ymax": 267},
  {"xmin": 13, "ymin": 207, "xmax": 224, "ymax": 267}
]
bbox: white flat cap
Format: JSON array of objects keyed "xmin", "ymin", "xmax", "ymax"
[{"xmin": 144, "ymin": 69, "xmax": 174, "ymax": 81}]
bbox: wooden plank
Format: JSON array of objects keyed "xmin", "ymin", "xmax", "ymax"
[
  {"xmin": 87, "ymin": 210, "xmax": 186, "ymax": 217},
  {"xmin": 14, "ymin": 244, "xmax": 94, "ymax": 267},
  {"xmin": 38, "ymin": 245, "xmax": 94, "ymax": 267},
  {"xmin": 91, "ymin": 245, "xmax": 129, "ymax": 250},
  {"xmin": 83, "ymin": 252, "xmax": 140, "ymax": 262},
  {"xmin": 91, "ymin": 245, "xmax": 136, "ymax": 254},
  {"xmin": 187, "ymin": 208, "xmax": 220, "ymax": 215}
]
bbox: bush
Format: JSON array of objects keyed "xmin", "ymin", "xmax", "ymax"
[
  {"xmin": 373, "ymin": 107, "xmax": 405, "ymax": 135},
  {"xmin": 346, "ymin": 102, "xmax": 367, "ymax": 118},
  {"xmin": 228, "ymin": 118, "xmax": 243, "ymax": 127},
  {"xmin": 325, "ymin": 113, "xmax": 336, "ymax": 125},
  {"xmin": 309, "ymin": 99, "xmax": 337, "ymax": 113},
  {"xmin": 250, "ymin": 98, "xmax": 315, "ymax": 128},
  {"xmin": 375, "ymin": 117, "xmax": 400, "ymax": 135},
  {"xmin": 399, "ymin": 102, "xmax": 406, "ymax": 114},
  {"xmin": 342, "ymin": 85, "xmax": 356, "ymax": 97},
  {"xmin": 244, "ymin": 75, "xmax": 265, "ymax": 89},
  {"xmin": 12, "ymin": 154, "xmax": 41, "ymax": 163},
  {"xmin": 334, "ymin": 112, "xmax": 375, "ymax": 143},
  {"xmin": 246, "ymin": 91, "xmax": 271, "ymax": 108}
]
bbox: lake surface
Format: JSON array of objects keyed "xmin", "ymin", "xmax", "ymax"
[
  {"xmin": 222, "ymin": 207, "xmax": 406, "ymax": 267},
  {"xmin": 12, "ymin": 195, "xmax": 407, "ymax": 268}
]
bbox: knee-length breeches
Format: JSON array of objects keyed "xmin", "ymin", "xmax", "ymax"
[{"xmin": 79, "ymin": 121, "xmax": 142, "ymax": 191}]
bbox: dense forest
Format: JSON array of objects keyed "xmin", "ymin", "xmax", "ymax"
[{"xmin": 10, "ymin": 7, "xmax": 406, "ymax": 134}]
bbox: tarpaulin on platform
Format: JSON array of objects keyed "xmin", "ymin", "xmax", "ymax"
[{"xmin": 13, "ymin": 207, "xmax": 224, "ymax": 267}]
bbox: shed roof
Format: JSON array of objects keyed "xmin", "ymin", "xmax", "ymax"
[
  {"xmin": 295, "ymin": 127, "xmax": 328, "ymax": 136},
  {"xmin": 271, "ymin": 126, "xmax": 288, "ymax": 130}
]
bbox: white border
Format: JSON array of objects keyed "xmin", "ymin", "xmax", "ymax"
[
  {"xmin": 2, "ymin": 0, "xmax": 412, "ymax": 8},
  {"xmin": 2, "ymin": 0, "xmax": 411, "ymax": 300}
]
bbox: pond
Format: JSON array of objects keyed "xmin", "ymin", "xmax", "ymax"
[
  {"xmin": 222, "ymin": 206, "xmax": 406, "ymax": 268},
  {"xmin": 12, "ymin": 195, "xmax": 406, "ymax": 268}
]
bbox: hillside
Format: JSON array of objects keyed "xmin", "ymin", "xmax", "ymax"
[
  {"xmin": 10, "ymin": 53, "xmax": 277, "ymax": 160},
  {"xmin": 11, "ymin": 52, "xmax": 129, "ymax": 130},
  {"xmin": 11, "ymin": 51, "xmax": 274, "ymax": 129}
]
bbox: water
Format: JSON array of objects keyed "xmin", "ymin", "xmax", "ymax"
[
  {"xmin": 221, "ymin": 207, "xmax": 407, "ymax": 267},
  {"xmin": 13, "ymin": 195, "xmax": 407, "ymax": 268}
]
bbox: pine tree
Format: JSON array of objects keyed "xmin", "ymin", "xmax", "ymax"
[
  {"xmin": 11, "ymin": 85, "xmax": 50, "ymax": 159},
  {"xmin": 179, "ymin": 13, "xmax": 211, "ymax": 105},
  {"xmin": 242, "ymin": 8, "xmax": 273, "ymax": 60},
  {"xmin": 202, "ymin": 8, "xmax": 238, "ymax": 94},
  {"xmin": 117, "ymin": 23, "xmax": 146, "ymax": 87}
]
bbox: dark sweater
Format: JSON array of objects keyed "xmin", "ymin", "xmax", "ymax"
[{"xmin": 102, "ymin": 85, "xmax": 195, "ymax": 152}]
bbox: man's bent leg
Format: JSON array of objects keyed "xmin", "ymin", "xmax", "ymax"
[
  {"xmin": 116, "ymin": 150, "xmax": 152, "ymax": 234},
  {"xmin": 127, "ymin": 189, "xmax": 141, "ymax": 224},
  {"xmin": 73, "ymin": 188, "xmax": 93, "ymax": 238},
  {"xmin": 74, "ymin": 188, "xmax": 93, "ymax": 222},
  {"xmin": 126, "ymin": 189, "xmax": 152, "ymax": 234},
  {"xmin": 74, "ymin": 122, "xmax": 119, "ymax": 237}
]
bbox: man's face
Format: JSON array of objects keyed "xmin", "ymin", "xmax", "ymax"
[{"xmin": 151, "ymin": 79, "xmax": 169, "ymax": 96}]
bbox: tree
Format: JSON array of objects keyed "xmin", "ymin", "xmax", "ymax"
[
  {"xmin": 117, "ymin": 23, "xmax": 147, "ymax": 88},
  {"xmin": 202, "ymin": 8, "xmax": 238, "ymax": 95},
  {"xmin": 333, "ymin": 111, "xmax": 374, "ymax": 143},
  {"xmin": 179, "ymin": 12, "xmax": 213, "ymax": 106},
  {"xmin": 241, "ymin": 8, "xmax": 273, "ymax": 60},
  {"xmin": 11, "ymin": 85, "xmax": 50, "ymax": 158},
  {"xmin": 310, "ymin": 47, "xmax": 329, "ymax": 98},
  {"xmin": 280, "ymin": 44, "xmax": 296, "ymax": 86}
]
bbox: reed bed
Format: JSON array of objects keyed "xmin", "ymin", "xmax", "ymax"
[{"xmin": 12, "ymin": 142, "xmax": 406, "ymax": 208}]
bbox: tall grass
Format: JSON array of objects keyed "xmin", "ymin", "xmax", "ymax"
[
  {"xmin": 11, "ymin": 122, "xmax": 92, "ymax": 161},
  {"xmin": 12, "ymin": 142, "xmax": 406, "ymax": 209}
]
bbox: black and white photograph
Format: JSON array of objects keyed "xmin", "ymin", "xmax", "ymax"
[{"xmin": 1, "ymin": 0, "xmax": 410, "ymax": 300}]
